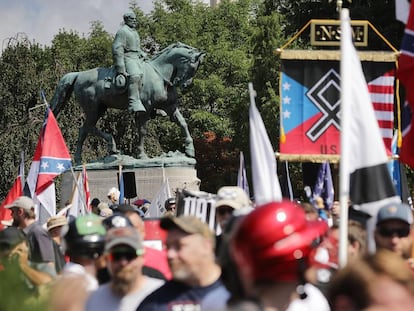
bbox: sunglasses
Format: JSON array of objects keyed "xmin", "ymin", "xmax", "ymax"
[
  {"xmin": 108, "ymin": 249, "xmax": 140, "ymax": 262},
  {"xmin": 217, "ymin": 207, "xmax": 234, "ymax": 216},
  {"xmin": 378, "ymin": 227, "xmax": 410, "ymax": 238}
]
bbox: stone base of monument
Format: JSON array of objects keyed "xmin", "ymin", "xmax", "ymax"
[{"xmin": 59, "ymin": 152, "xmax": 200, "ymax": 209}]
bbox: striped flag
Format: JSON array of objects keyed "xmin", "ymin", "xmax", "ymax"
[
  {"xmin": 82, "ymin": 165, "xmax": 91, "ymax": 212},
  {"xmin": 397, "ymin": 2, "xmax": 414, "ymax": 169},
  {"xmin": 368, "ymin": 71, "xmax": 395, "ymax": 151},
  {"xmin": 35, "ymin": 108, "xmax": 72, "ymax": 195},
  {"xmin": 26, "ymin": 106, "xmax": 72, "ymax": 221}
]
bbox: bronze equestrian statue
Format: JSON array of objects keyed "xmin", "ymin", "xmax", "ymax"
[{"xmin": 50, "ymin": 42, "xmax": 205, "ymax": 165}]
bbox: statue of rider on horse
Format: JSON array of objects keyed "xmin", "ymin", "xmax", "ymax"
[{"xmin": 50, "ymin": 11, "xmax": 205, "ymax": 166}]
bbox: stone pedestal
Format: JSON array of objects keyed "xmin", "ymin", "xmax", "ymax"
[{"xmin": 59, "ymin": 154, "xmax": 200, "ymax": 208}]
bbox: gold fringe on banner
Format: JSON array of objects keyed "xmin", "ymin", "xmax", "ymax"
[
  {"xmin": 279, "ymin": 49, "xmax": 398, "ymax": 62},
  {"xmin": 276, "ymin": 153, "xmax": 341, "ymax": 163},
  {"xmin": 276, "ymin": 153, "xmax": 397, "ymax": 163}
]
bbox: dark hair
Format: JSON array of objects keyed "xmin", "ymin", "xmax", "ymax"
[
  {"xmin": 165, "ymin": 198, "xmax": 176, "ymax": 210},
  {"xmin": 91, "ymin": 198, "xmax": 100, "ymax": 207}
]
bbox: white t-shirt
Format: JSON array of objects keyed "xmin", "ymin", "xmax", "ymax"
[
  {"xmin": 85, "ymin": 276, "xmax": 164, "ymax": 311},
  {"xmin": 62, "ymin": 262, "xmax": 99, "ymax": 291}
]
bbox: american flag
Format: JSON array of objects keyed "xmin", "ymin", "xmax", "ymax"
[
  {"xmin": 367, "ymin": 70, "xmax": 395, "ymax": 153},
  {"xmin": 312, "ymin": 161, "xmax": 334, "ymax": 210}
]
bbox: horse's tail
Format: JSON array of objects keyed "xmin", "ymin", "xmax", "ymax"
[{"xmin": 50, "ymin": 72, "xmax": 78, "ymax": 116}]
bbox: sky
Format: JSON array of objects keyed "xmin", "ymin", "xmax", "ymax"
[{"xmin": 0, "ymin": 0, "xmax": 155, "ymax": 50}]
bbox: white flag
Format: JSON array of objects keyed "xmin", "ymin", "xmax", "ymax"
[
  {"xmin": 396, "ymin": 0, "xmax": 410, "ymax": 24},
  {"xmin": 149, "ymin": 179, "xmax": 172, "ymax": 217},
  {"xmin": 68, "ymin": 172, "xmax": 87, "ymax": 218},
  {"xmin": 339, "ymin": 9, "xmax": 400, "ymax": 265},
  {"xmin": 249, "ymin": 83, "xmax": 282, "ymax": 205}
]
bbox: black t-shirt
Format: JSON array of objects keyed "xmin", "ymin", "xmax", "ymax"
[{"xmin": 136, "ymin": 278, "xmax": 227, "ymax": 311}]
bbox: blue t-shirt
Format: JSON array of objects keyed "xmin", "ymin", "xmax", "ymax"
[{"xmin": 136, "ymin": 278, "xmax": 228, "ymax": 311}]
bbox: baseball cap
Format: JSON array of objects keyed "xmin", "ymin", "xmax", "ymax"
[
  {"xmin": 160, "ymin": 215, "xmax": 215, "ymax": 244},
  {"xmin": 47, "ymin": 216, "xmax": 68, "ymax": 231},
  {"xmin": 0, "ymin": 227, "xmax": 25, "ymax": 250},
  {"xmin": 215, "ymin": 186, "xmax": 250, "ymax": 210},
  {"xmin": 376, "ymin": 202, "xmax": 413, "ymax": 226},
  {"xmin": 105, "ymin": 226, "xmax": 144, "ymax": 254},
  {"xmin": 5, "ymin": 196, "xmax": 34, "ymax": 211}
]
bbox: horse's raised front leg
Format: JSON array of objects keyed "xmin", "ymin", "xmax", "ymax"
[
  {"xmin": 136, "ymin": 114, "xmax": 149, "ymax": 159},
  {"xmin": 90, "ymin": 127, "xmax": 119, "ymax": 156},
  {"xmin": 172, "ymin": 108, "xmax": 194, "ymax": 158}
]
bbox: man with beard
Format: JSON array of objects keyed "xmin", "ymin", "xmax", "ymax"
[
  {"xmin": 85, "ymin": 226, "xmax": 164, "ymax": 311},
  {"xmin": 5, "ymin": 196, "xmax": 56, "ymax": 284},
  {"xmin": 136, "ymin": 215, "xmax": 229, "ymax": 311},
  {"xmin": 374, "ymin": 202, "xmax": 413, "ymax": 258}
]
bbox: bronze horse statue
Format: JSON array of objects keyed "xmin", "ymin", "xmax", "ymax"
[{"xmin": 50, "ymin": 42, "xmax": 205, "ymax": 165}]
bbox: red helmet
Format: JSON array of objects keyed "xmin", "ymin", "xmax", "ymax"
[{"xmin": 232, "ymin": 200, "xmax": 328, "ymax": 282}]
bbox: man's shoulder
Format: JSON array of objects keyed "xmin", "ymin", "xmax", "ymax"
[
  {"xmin": 145, "ymin": 280, "xmax": 186, "ymax": 296},
  {"xmin": 26, "ymin": 222, "xmax": 48, "ymax": 236},
  {"xmin": 137, "ymin": 281, "xmax": 186, "ymax": 309},
  {"xmin": 89, "ymin": 283, "xmax": 112, "ymax": 297},
  {"xmin": 86, "ymin": 284, "xmax": 116, "ymax": 310},
  {"xmin": 145, "ymin": 276, "xmax": 165, "ymax": 289},
  {"xmin": 137, "ymin": 279, "xmax": 226, "ymax": 310}
]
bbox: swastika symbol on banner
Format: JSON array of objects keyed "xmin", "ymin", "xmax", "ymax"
[{"xmin": 306, "ymin": 69, "xmax": 341, "ymax": 141}]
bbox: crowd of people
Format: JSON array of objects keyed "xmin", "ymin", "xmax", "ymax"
[{"xmin": 1, "ymin": 184, "xmax": 414, "ymax": 311}]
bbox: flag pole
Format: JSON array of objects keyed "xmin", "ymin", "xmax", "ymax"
[
  {"xmin": 118, "ymin": 165, "xmax": 125, "ymax": 204},
  {"xmin": 339, "ymin": 8, "xmax": 350, "ymax": 268},
  {"xmin": 69, "ymin": 166, "xmax": 87, "ymax": 211}
]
